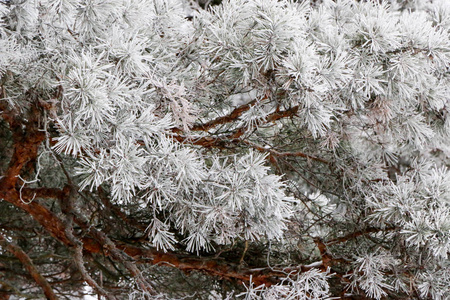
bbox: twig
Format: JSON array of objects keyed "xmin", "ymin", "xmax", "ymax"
[{"xmin": 241, "ymin": 140, "xmax": 329, "ymax": 164}]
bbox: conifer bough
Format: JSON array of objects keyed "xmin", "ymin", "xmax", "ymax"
[{"xmin": 0, "ymin": 0, "xmax": 449, "ymax": 299}]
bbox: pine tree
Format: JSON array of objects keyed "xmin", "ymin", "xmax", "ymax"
[{"xmin": 0, "ymin": 0, "xmax": 449, "ymax": 299}]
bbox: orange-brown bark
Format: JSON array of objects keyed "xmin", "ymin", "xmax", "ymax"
[
  {"xmin": 0, "ymin": 189, "xmax": 76, "ymax": 247},
  {"xmin": 0, "ymin": 233, "xmax": 58, "ymax": 300}
]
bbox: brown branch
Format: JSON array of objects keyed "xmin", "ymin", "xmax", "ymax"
[
  {"xmin": 62, "ymin": 185, "xmax": 116, "ymax": 300},
  {"xmin": 107, "ymin": 242, "xmax": 306, "ymax": 287},
  {"xmin": 171, "ymin": 127, "xmax": 246, "ymax": 148},
  {"xmin": 172, "ymin": 105, "xmax": 300, "ymax": 148},
  {"xmin": 189, "ymin": 100, "xmax": 258, "ymax": 132},
  {"xmin": 0, "ymin": 98, "xmax": 74, "ymax": 245},
  {"xmin": 70, "ymin": 209, "xmax": 155, "ymax": 295},
  {"xmin": 0, "ymin": 101, "xmax": 114, "ymax": 297},
  {"xmin": 313, "ymin": 238, "xmax": 333, "ymax": 270},
  {"xmin": 72, "ymin": 245, "xmax": 115, "ymax": 300},
  {"xmin": 0, "ymin": 189, "xmax": 76, "ymax": 247},
  {"xmin": 21, "ymin": 187, "xmax": 65, "ymax": 200},
  {"xmin": 265, "ymin": 105, "xmax": 299, "ymax": 122},
  {"xmin": 182, "ymin": 94, "xmax": 298, "ymax": 133},
  {"xmin": 0, "ymin": 233, "xmax": 58, "ymax": 300},
  {"xmin": 1, "ymin": 119, "xmax": 45, "ymax": 189}
]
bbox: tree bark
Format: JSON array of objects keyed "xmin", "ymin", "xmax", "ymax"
[{"xmin": 0, "ymin": 233, "xmax": 58, "ymax": 300}]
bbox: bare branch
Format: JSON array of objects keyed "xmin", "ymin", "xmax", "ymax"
[{"xmin": 0, "ymin": 233, "xmax": 58, "ymax": 300}]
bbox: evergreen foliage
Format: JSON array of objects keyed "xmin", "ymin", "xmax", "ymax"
[{"xmin": 0, "ymin": 0, "xmax": 449, "ymax": 298}]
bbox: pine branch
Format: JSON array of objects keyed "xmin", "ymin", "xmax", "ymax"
[
  {"xmin": 186, "ymin": 99, "xmax": 258, "ymax": 132},
  {"xmin": 0, "ymin": 233, "xmax": 58, "ymax": 300},
  {"xmin": 1, "ymin": 183, "xmax": 310, "ymax": 288}
]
